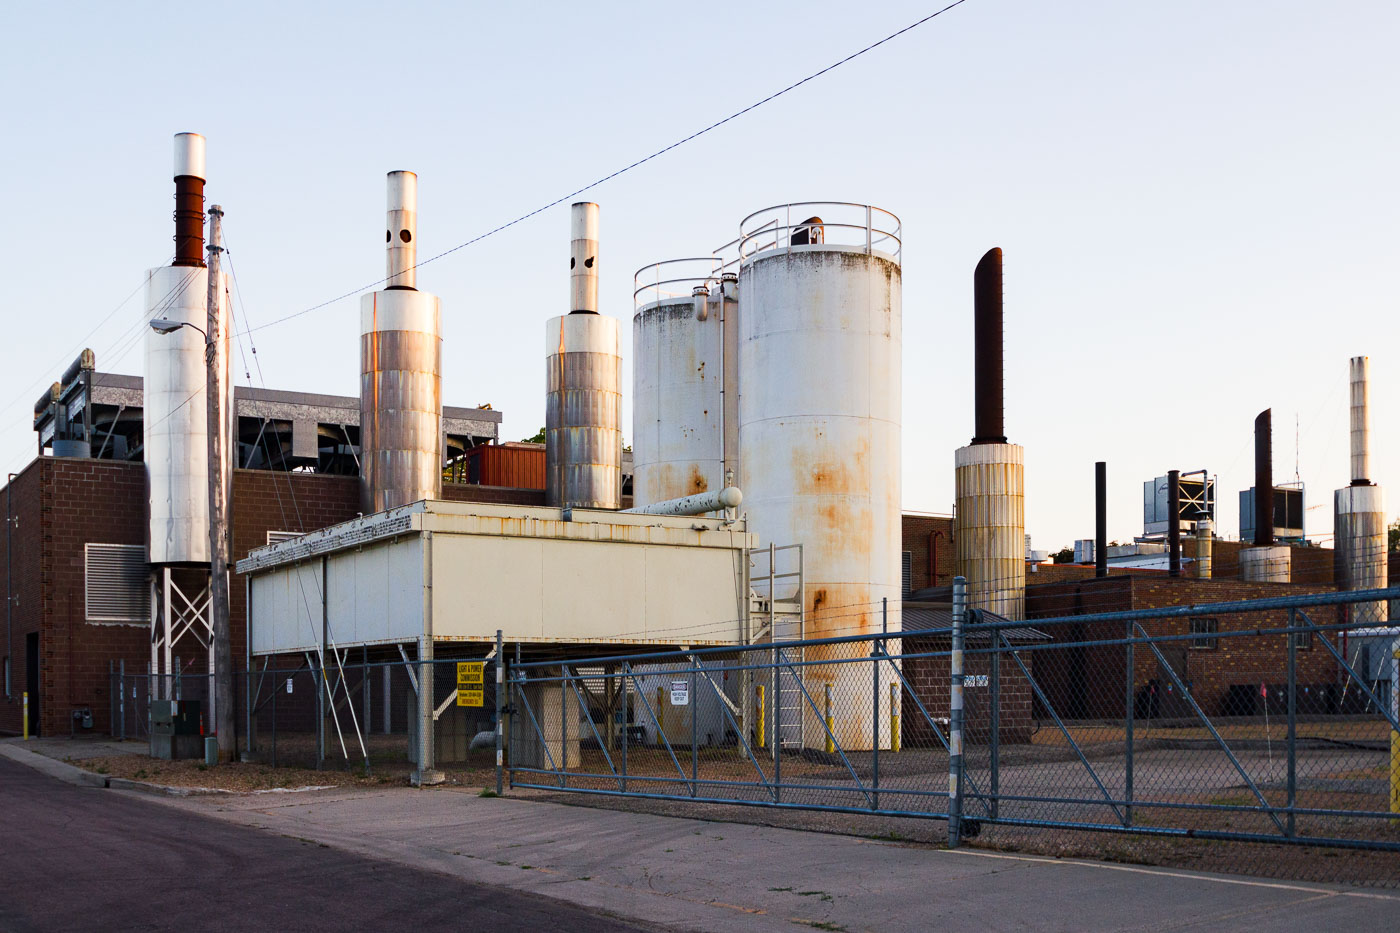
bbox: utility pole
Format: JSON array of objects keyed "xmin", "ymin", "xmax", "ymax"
[{"xmin": 205, "ymin": 204, "xmax": 233, "ymax": 760}]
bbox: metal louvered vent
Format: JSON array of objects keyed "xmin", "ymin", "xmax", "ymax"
[
  {"xmin": 266, "ymin": 531, "xmax": 303, "ymax": 545},
  {"xmin": 85, "ymin": 543, "xmax": 149, "ymax": 622},
  {"xmin": 902, "ymin": 550, "xmax": 912, "ymax": 595}
]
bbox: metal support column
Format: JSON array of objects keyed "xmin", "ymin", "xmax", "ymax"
[
  {"xmin": 1125, "ymin": 619, "xmax": 1134, "ymax": 826},
  {"xmin": 949, "ymin": 576, "xmax": 966, "ymax": 848},
  {"xmin": 989, "ymin": 615, "xmax": 1000, "ymax": 821},
  {"xmin": 495, "ymin": 629, "xmax": 504, "ymax": 796},
  {"xmin": 1287, "ymin": 608, "xmax": 1297, "ymax": 837}
]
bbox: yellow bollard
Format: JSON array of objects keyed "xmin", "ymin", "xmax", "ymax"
[
  {"xmin": 756, "ymin": 685, "xmax": 766, "ymax": 749},
  {"xmin": 824, "ymin": 683, "xmax": 835, "ymax": 754},
  {"xmin": 890, "ymin": 682, "xmax": 900, "ymax": 753},
  {"xmin": 22, "ymin": 691, "xmax": 29, "ymax": 740}
]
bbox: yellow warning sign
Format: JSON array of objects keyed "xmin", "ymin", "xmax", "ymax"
[{"xmin": 457, "ymin": 661, "xmax": 485, "ymax": 707}]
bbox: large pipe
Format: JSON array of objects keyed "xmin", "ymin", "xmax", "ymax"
[
  {"xmin": 972, "ymin": 248, "xmax": 1005, "ymax": 444},
  {"xmin": 386, "ymin": 171, "xmax": 417, "ymax": 289},
  {"xmin": 1350, "ymin": 355, "xmax": 1372, "ymax": 485},
  {"xmin": 1168, "ymin": 469, "xmax": 1181, "ymax": 577},
  {"xmin": 1255, "ymin": 409, "xmax": 1273, "ymax": 546},
  {"xmin": 1095, "ymin": 461, "xmax": 1107, "ymax": 578},
  {"xmin": 570, "ymin": 202, "xmax": 600, "ymax": 314},
  {"xmin": 1195, "ymin": 518, "xmax": 1213, "ymax": 579},
  {"xmin": 624, "ymin": 486, "xmax": 741, "ymax": 516},
  {"xmin": 172, "ymin": 133, "xmax": 206, "ymax": 268}
]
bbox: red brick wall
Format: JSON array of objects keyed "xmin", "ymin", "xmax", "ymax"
[
  {"xmin": 442, "ymin": 484, "xmax": 546, "ymax": 507},
  {"xmin": 901, "ymin": 515, "xmax": 954, "ymax": 592},
  {"xmin": 902, "ymin": 635, "xmax": 1036, "ymax": 745}
]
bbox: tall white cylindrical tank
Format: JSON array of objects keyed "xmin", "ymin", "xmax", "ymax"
[
  {"xmin": 737, "ymin": 206, "xmax": 902, "ymax": 751},
  {"xmin": 632, "ymin": 289, "xmax": 724, "ymax": 505},
  {"xmin": 1350, "ymin": 356, "xmax": 1372, "ymax": 485},
  {"xmin": 547, "ymin": 203, "xmax": 623, "ymax": 510},
  {"xmin": 360, "ymin": 171, "xmax": 443, "ymax": 513},
  {"xmin": 145, "ymin": 133, "xmax": 231, "ymax": 565},
  {"xmin": 954, "ymin": 444, "xmax": 1026, "ymax": 621}
]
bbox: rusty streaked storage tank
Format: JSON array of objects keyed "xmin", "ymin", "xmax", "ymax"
[
  {"xmin": 632, "ymin": 258, "xmax": 724, "ymax": 505},
  {"xmin": 1334, "ymin": 356, "xmax": 1387, "ymax": 623},
  {"xmin": 737, "ymin": 202, "xmax": 902, "ymax": 751},
  {"xmin": 360, "ymin": 171, "xmax": 443, "ymax": 513},
  {"xmin": 954, "ymin": 248, "xmax": 1026, "ymax": 621},
  {"xmin": 546, "ymin": 202, "xmax": 622, "ymax": 509},
  {"xmin": 144, "ymin": 132, "xmax": 232, "ymax": 564}
]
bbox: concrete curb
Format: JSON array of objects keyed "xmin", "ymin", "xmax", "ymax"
[
  {"xmin": 106, "ymin": 777, "xmax": 230, "ymax": 798},
  {"xmin": 0, "ymin": 743, "xmax": 108, "ymax": 788}
]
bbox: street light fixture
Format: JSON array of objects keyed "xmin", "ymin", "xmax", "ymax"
[{"xmin": 148, "ymin": 317, "xmax": 206, "ymax": 338}]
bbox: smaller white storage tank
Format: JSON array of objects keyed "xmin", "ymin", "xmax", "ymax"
[{"xmin": 632, "ymin": 259, "xmax": 724, "ymax": 506}]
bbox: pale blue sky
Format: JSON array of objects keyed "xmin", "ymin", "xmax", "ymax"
[{"xmin": 2, "ymin": 1, "xmax": 1397, "ymax": 550}]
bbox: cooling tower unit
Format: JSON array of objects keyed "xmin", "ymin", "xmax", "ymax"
[
  {"xmin": 1334, "ymin": 356, "xmax": 1387, "ymax": 623},
  {"xmin": 360, "ymin": 170, "xmax": 443, "ymax": 513},
  {"xmin": 737, "ymin": 202, "xmax": 902, "ymax": 751},
  {"xmin": 954, "ymin": 248, "xmax": 1026, "ymax": 621},
  {"xmin": 546, "ymin": 202, "xmax": 622, "ymax": 509},
  {"xmin": 632, "ymin": 259, "xmax": 724, "ymax": 505},
  {"xmin": 144, "ymin": 132, "xmax": 231, "ymax": 565}
]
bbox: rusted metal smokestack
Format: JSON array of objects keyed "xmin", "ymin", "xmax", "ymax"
[
  {"xmin": 972, "ymin": 247, "xmax": 1005, "ymax": 444},
  {"xmin": 570, "ymin": 202, "xmax": 600, "ymax": 314},
  {"xmin": 172, "ymin": 133, "xmax": 206, "ymax": 268},
  {"xmin": 1167, "ymin": 469, "xmax": 1182, "ymax": 577},
  {"xmin": 1095, "ymin": 461, "xmax": 1107, "ymax": 578},
  {"xmin": 1254, "ymin": 409, "xmax": 1272, "ymax": 546}
]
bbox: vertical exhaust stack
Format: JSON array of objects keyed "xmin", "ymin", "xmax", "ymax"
[
  {"xmin": 359, "ymin": 171, "xmax": 443, "ymax": 513},
  {"xmin": 1254, "ymin": 409, "xmax": 1273, "ymax": 547},
  {"xmin": 1095, "ymin": 461, "xmax": 1107, "ymax": 579},
  {"xmin": 546, "ymin": 203, "xmax": 622, "ymax": 509},
  {"xmin": 144, "ymin": 132, "xmax": 230, "ymax": 565},
  {"xmin": 1167, "ymin": 470, "xmax": 1182, "ymax": 577},
  {"xmin": 1195, "ymin": 518, "xmax": 1213, "ymax": 579},
  {"xmin": 1334, "ymin": 356, "xmax": 1387, "ymax": 622},
  {"xmin": 954, "ymin": 248, "xmax": 1026, "ymax": 620},
  {"xmin": 1241, "ymin": 408, "xmax": 1291, "ymax": 582}
]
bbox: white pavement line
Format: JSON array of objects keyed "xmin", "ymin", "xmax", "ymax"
[{"xmin": 944, "ymin": 847, "xmax": 1400, "ymax": 901}]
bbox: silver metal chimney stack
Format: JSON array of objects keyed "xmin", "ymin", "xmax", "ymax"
[
  {"xmin": 359, "ymin": 170, "xmax": 443, "ymax": 513},
  {"xmin": 545, "ymin": 202, "xmax": 622, "ymax": 509},
  {"xmin": 1335, "ymin": 355, "xmax": 1387, "ymax": 623}
]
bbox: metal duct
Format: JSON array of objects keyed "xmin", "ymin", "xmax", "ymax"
[
  {"xmin": 172, "ymin": 133, "xmax": 206, "ymax": 268},
  {"xmin": 1167, "ymin": 469, "xmax": 1181, "ymax": 577},
  {"xmin": 1254, "ymin": 409, "xmax": 1272, "ymax": 546},
  {"xmin": 1350, "ymin": 355, "xmax": 1372, "ymax": 485},
  {"xmin": 570, "ymin": 202, "xmax": 600, "ymax": 314},
  {"xmin": 386, "ymin": 171, "xmax": 417, "ymax": 289},
  {"xmin": 1095, "ymin": 461, "xmax": 1107, "ymax": 578},
  {"xmin": 972, "ymin": 248, "xmax": 1005, "ymax": 444}
]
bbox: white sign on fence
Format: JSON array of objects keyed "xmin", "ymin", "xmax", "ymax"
[
  {"xmin": 670, "ymin": 679, "xmax": 689, "ymax": 706},
  {"xmin": 965, "ymin": 674, "xmax": 989, "ymax": 687}
]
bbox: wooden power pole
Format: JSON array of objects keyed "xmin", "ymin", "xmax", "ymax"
[{"xmin": 205, "ymin": 204, "xmax": 234, "ymax": 760}]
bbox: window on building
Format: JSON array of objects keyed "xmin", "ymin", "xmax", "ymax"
[
  {"xmin": 1292, "ymin": 628, "xmax": 1312, "ymax": 650},
  {"xmin": 267, "ymin": 531, "xmax": 303, "ymax": 546},
  {"xmin": 902, "ymin": 551, "xmax": 912, "ymax": 595},
  {"xmin": 1189, "ymin": 617, "xmax": 1219, "ymax": 650},
  {"xmin": 85, "ymin": 544, "xmax": 150, "ymax": 623}
]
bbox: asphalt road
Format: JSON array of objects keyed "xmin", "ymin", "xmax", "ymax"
[{"xmin": 0, "ymin": 756, "xmax": 652, "ymax": 933}]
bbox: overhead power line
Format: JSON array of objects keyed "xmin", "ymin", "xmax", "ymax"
[{"xmin": 243, "ymin": 1, "xmax": 972, "ymax": 336}]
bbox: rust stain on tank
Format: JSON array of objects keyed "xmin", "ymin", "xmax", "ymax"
[{"xmin": 689, "ymin": 465, "xmax": 708, "ymax": 494}]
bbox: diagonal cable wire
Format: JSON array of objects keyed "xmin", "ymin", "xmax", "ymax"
[{"xmin": 243, "ymin": 1, "xmax": 972, "ymax": 335}]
